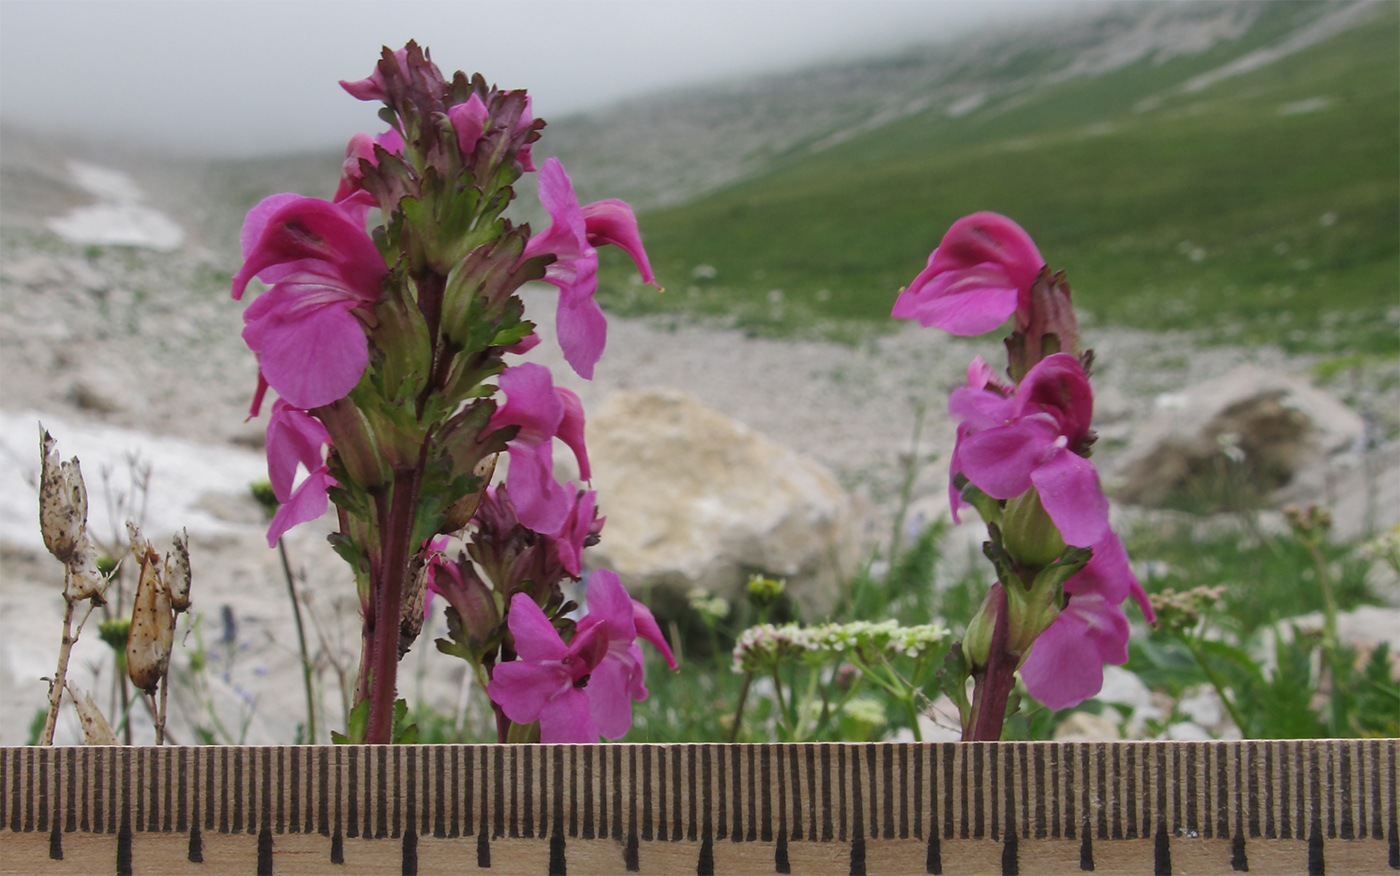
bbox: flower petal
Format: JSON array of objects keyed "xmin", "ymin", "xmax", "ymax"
[
  {"xmin": 1029, "ymin": 448, "xmax": 1110, "ymax": 548},
  {"xmin": 1018, "ymin": 590, "xmax": 1129, "ymax": 711}
]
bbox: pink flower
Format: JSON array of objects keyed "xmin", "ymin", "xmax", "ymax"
[
  {"xmin": 892, "ymin": 212, "xmax": 1044, "ymax": 335},
  {"xmin": 334, "ymin": 127, "xmax": 405, "ymax": 205},
  {"xmin": 1018, "ymin": 532, "xmax": 1156, "ymax": 710},
  {"xmin": 447, "ymin": 94, "xmax": 490, "ymax": 158},
  {"xmin": 233, "ymin": 194, "xmax": 387, "ymax": 411},
  {"xmin": 523, "ymin": 158, "xmax": 657, "ymax": 379},
  {"xmin": 488, "ymin": 363, "xmax": 591, "ymax": 533},
  {"xmin": 264, "ymin": 401, "xmax": 337, "ymax": 546},
  {"xmin": 487, "ymin": 592, "xmax": 608, "ymax": 743},
  {"xmin": 487, "ymin": 570, "xmax": 675, "ymax": 743},
  {"xmin": 951, "ymin": 352, "xmax": 1108, "ymax": 548},
  {"xmin": 552, "ymin": 487, "xmax": 602, "ymax": 577},
  {"xmin": 339, "ymin": 46, "xmax": 444, "ymax": 104},
  {"xmin": 573, "ymin": 570, "xmax": 678, "ymax": 738}
]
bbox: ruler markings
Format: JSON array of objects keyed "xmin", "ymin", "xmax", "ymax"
[{"xmin": 2, "ymin": 742, "xmax": 1397, "ymax": 874}]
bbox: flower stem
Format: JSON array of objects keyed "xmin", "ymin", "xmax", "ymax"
[
  {"xmin": 278, "ymin": 539, "xmax": 318, "ymax": 743},
  {"xmin": 964, "ymin": 584, "xmax": 1017, "ymax": 741},
  {"xmin": 365, "ymin": 466, "xmax": 421, "ymax": 744},
  {"xmin": 39, "ymin": 570, "xmax": 77, "ymax": 746}
]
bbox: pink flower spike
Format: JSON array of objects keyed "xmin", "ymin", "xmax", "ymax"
[{"xmin": 892, "ymin": 212, "xmax": 1044, "ymax": 336}]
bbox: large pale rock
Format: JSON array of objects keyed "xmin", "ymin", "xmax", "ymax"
[
  {"xmin": 1110, "ymin": 365, "xmax": 1365, "ymax": 510},
  {"xmin": 584, "ymin": 389, "xmax": 861, "ymax": 620}
]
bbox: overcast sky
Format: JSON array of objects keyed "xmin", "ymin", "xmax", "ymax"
[{"xmin": 0, "ymin": 0, "xmax": 1078, "ymax": 157}]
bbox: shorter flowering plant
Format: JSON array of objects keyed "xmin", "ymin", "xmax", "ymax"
[{"xmin": 894, "ymin": 211, "xmax": 1154, "ymax": 740}]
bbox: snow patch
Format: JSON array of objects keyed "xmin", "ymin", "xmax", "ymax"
[
  {"xmin": 45, "ymin": 161, "xmax": 185, "ymax": 252},
  {"xmin": 0, "ymin": 409, "xmax": 268, "ymax": 551}
]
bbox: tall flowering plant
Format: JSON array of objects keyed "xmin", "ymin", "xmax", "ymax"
[
  {"xmin": 894, "ymin": 212, "xmax": 1155, "ymax": 740},
  {"xmin": 233, "ymin": 43, "xmax": 671, "ymax": 744}
]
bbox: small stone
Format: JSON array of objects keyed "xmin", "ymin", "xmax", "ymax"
[{"xmin": 1054, "ymin": 711, "xmax": 1120, "ymax": 741}]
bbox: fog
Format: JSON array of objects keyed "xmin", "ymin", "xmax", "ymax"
[{"xmin": 1, "ymin": 0, "xmax": 1078, "ymax": 157}]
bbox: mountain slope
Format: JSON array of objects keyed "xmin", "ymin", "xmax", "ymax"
[{"xmin": 587, "ymin": 0, "xmax": 1398, "ymax": 356}]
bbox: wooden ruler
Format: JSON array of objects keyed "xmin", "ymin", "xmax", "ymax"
[{"xmin": 2, "ymin": 741, "xmax": 1396, "ymax": 875}]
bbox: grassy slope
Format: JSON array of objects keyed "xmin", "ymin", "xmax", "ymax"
[{"xmin": 604, "ymin": 2, "xmax": 1399, "ymax": 355}]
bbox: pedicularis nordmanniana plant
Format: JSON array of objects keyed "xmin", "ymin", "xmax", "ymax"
[
  {"xmin": 233, "ymin": 43, "xmax": 673, "ymax": 745},
  {"xmin": 893, "ymin": 212, "xmax": 1156, "ymax": 741}
]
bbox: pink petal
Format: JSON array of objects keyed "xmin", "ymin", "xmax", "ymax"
[
  {"xmin": 266, "ymin": 469, "xmax": 335, "ymax": 546},
  {"xmin": 265, "ymin": 402, "xmax": 330, "ymax": 502},
  {"xmin": 232, "ymin": 197, "xmax": 385, "ymax": 302},
  {"xmin": 927, "ymin": 213, "xmax": 1042, "ymax": 291},
  {"xmin": 245, "ymin": 294, "xmax": 369, "ymax": 410},
  {"xmin": 582, "ymin": 570, "xmax": 636, "ymax": 640},
  {"xmin": 1014, "ymin": 353, "xmax": 1094, "ymax": 446},
  {"xmin": 490, "ymin": 363, "xmax": 564, "ymax": 445},
  {"xmin": 1029, "ymin": 448, "xmax": 1110, "ymax": 548},
  {"xmin": 632, "ymin": 600, "xmax": 677, "ymax": 670},
  {"xmin": 556, "ymin": 292, "xmax": 607, "ymax": 380},
  {"xmin": 488, "ymin": 660, "xmax": 569, "ymax": 725},
  {"xmin": 582, "ymin": 199, "xmax": 657, "ymax": 286},
  {"xmin": 504, "ymin": 593, "xmax": 568, "ymax": 663},
  {"xmin": 448, "ymin": 94, "xmax": 490, "ymax": 157},
  {"xmin": 893, "ymin": 262, "xmax": 1019, "ymax": 335},
  {"xmin": 554, "ymin": 388, "xmax": 590, "ymax": 480},
  {"xmin": 504, "ymin": 443, "xmax": 570, "ymax": 534},
  {"xmin": 586, "ymin": 657, "xmax": 635, "ymax": 740},
  {"xmin": 1018, "ymin": 590, "xmax": 1129, "ymax": 711},
  {"xmin": 538, "ymin": 689, "xmax": 599, "ymax": 743},
  {"xmin": 957, "ymin": 418, "xmax": 1059, "ymax": 500},
  {"xmin": 1064, "ymin": 531, "xmax": 1137, "ymax": 605}
]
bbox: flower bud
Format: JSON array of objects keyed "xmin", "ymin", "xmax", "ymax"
[
  {"xmin": 962, "ymin": 585, "xmax": 1001, "ymax": 669},
  {"xmin": 39, "ymin": 426, "xmax": 88, "ymax": 563},
  {"xmin": 1000, "ymin": 489, "xmax": 1066, "ymax": 570},
  {"xmin": 165, "ymin": 529, "xmax": 191, "ymax": 613},
  {"xmin": 127, "ymin": 524, "xmax": 173, "ymax": 693}
]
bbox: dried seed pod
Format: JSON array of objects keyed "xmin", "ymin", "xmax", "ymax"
[
  {"xmin": 66, "ymin": 683, "xmax": 118, "ymax": 745},
  {"xmin": 39, "ymin": 425, "xmax": 88, "ymax": 563},
  {"xmin": 165, "ymin": 528, "xmax": 191, "ymax": 613},
  {"xmin": 66, "ymin": 533, "xmax": 108, "ymax": 604},
  {"xmin": 441, "ymin": 454, "xmax": 497, "ymax": 534},
  {"xmin": 127, "ymin": 525, "xmax": 173, "ymax": 693},
  {"xmin": 399, "ymin": 555, "xmax": 428, "ymax": 658}
]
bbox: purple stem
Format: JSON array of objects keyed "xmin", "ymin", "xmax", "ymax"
[
  {"xmin": 964, "ymin": 584, "xmax": 1018, "ymax": 742},
  {"xmin": 364, "ymin": 466, "xmax": 421, "ymax": 744}
]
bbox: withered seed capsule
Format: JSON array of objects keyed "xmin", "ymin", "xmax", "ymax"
[
  {"xmin": 127, "ymin": 524, "xmax": 174, "ymax": 693},
  {"xmin": 39, "ymin": 426, "xmax": 88, "ymax": 564}
]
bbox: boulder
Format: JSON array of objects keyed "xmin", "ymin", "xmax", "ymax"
[
  {"xmin": 1110, "ymin": 365, "xmax": 1365, "ymax": 511},
  {"xmin": 582, "ymin": 389, "xmax": 862, "ymax": 620}
]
